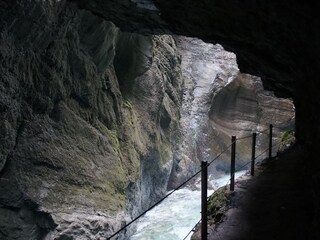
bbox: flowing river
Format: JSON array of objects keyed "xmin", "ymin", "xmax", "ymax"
[{"xmin": 130, "ymin": 170, "xmax": 247, "ymax": 240}]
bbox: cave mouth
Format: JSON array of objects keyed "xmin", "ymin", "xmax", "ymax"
[
  {"xmin": 208, "ymin": 72, "xmax": 296, "ymax": 172},
  {"xmin": 132, "ymin": 33, "xmax": 295, "ymax": 236},
  {"xmin": 0, "ymin": 1, "xmax": 302, "ymax": 239},
  {"xmin": 168, "ymin": 36, "xmax": 296, "ymax": 186},
  {"xmin": 130, "ymin": 35, "xmax": 296, "ymax": 239}
]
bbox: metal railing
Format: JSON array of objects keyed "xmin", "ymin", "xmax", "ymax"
[
  {"xmin": 107, "ymin": 124, "xmax": 294, "ymax": 240},
  {"xmin": 199, "ymin": 124, "xmax": 294, "ymax": 240}
]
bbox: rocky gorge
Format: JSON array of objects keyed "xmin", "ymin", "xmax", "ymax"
[
  {"xmin": 169, "ymin": 37, "xmax": 294, "ymax": 188},
  {"xmin": 0, "ymin": 0, "xmax": 311, "ymax": 239},
  {"xmin": 0, "ymin": 2, "xmax": 183, "ymax": 239}
]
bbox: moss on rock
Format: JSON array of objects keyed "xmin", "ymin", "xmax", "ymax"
[
  {"xmin": 191, "ymin": 186, "xmax": 231, "ymax": 240},
  {"xmin": 280, "ymin": 130, "xmax": 295, "ymax": 151},
  {"xmin": 207, "ymin": 186, "xmax": 231, "ymax": 224}
]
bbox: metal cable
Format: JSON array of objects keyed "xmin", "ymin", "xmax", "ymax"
[
  {"xmin": 254, "ymin": 139, "xmax": 282, "ymax": 160},
  {"xmin": 228, "ymin": 138, "xmax": 284, "ymax": 185},
  {"xmin": 254, "ymin": 148, "xmax": 269, "ymax": 160},
  {"xmin": 256, "ymin": 128, "xmax": 269, "ymax": 134},
  {"xmin": 208, "ymin": 142, "xmax": 233, "ymax": 166},
  {"xmin": 272, "ymin": 126, "xmax": 295, "ymax": 131},
  {"xmin": 106, "ymin": 166, "xmax": 202, "ymax": 239},
  {"xmin": 182, "ymin": 219, "xmax": 201, "ymax": 240},
  {"xmin": 179, "ymin": 142, "xmax": 238, "ymax": 240},
  {"xmin": 107, "ymin": 128, "xmax": 290, "ymax": 239},
  {"xmin": 228, "ymin": 148, "xmax": 267, "ymax": 184},
  {"xmin": 237, "ymin": 134, "xmax": 253, "ymax": 141},
  {"xmin": 107, "ymin": 141, "xmax": 235, "ymax": 239},
  {"xmin": 236, "ymin": 160, "xmax": 252, "ymax": 172}
]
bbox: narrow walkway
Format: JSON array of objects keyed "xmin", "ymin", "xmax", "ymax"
[{"xmin": 208, "ymin": 146, "xmax": 317, "ymax": 240}]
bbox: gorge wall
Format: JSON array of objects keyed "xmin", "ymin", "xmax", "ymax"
[
  {"xmin": 76, "ymin": 0, "xmax": 320, "ymax": 172},
  {"xmin": 0, "ymin": 0, "xmax": 302, "ymax": 239},
  {"xmin": 170, "ymin": 37, "xmax": 294, "ymax": 187},
  {"xmin": 69, "ymin": 1, "xmax": 320, "ymax": 235},
  {"xmin": 0, "ymin": 1, "xmax": 183, "ymax": 239}
]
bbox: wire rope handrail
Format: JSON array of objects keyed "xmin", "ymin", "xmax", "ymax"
[
  {"xmin": 256, "ymin": 128, "xmax": 270, "ymax": 134},
  {"xmin": 106, "ymin": 167, "xmax": 201, "ymax": 239},
  {"xmin": 228, "ymin": 138, "xmax": 285, "ymax": 188},
  {"xmin": 107, "ymin": 124, "xmax": 294, "ymax": 239},
  {"xmin": 182, "ymin": 218, "xmax": 201, "ymax": 240},
  {"xmin": 208, "ymin": 142, "xmax": 233, "ymax": 166},
  {"xmin": 107, "ymin": 137, "xmax": 235, "ymax": 239},
  {"xmin": 237, "ymin": 160, "xmax": 253, "ymax": 172},
  {"xmin": 183, "ymin": 126, "xmax": 294, "ymax": 239},
  {"xmin": 237, "ymin": 134, "xmax": 253, "ymax": 140}
]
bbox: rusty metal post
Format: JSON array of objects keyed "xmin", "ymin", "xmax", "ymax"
[
  {"xmin": 251, "ymin": 132, "xmax": 257, "ymax": 176},
  {"xmin": 230, "ymin": 136, "xmax": 236, "ymax": 191},
  {"xmin": 201, "ymin": 161, "xmax": 208, "ymax": 240},
  {"xmin": 269, "ymin": 124, "xmax": 273, "ymax": 160}
]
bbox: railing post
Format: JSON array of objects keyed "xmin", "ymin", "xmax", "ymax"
[
  {"xmin": 201, "ymin": 161, "xmax": 208, "ymax": 240},
  {"xmin": 230, "ymin": 136, "xmax": 236, "ymax": 191},
  {"xmin": 251, "ymin": 132, "xmax": 257, "ymax": 176},
  {"xmin": 269, "ymin": 124, "xmax": 273, "ymax": 160}
]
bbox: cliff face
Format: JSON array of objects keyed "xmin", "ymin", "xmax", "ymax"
[
  {"xmin": 0, "ymin": 0, "xmax": 306, "ymax": 239},
  {"xmin": 169, "ymin": 37, "xmax": 294, "ymax": 187},
  {"xmin": 169, "ymin": 37, "xmax": 238, "ymax": 187},
  {"xmin": 209, "ymin": 74, "xmax": 295, "ymax": 169},
  {"xmin": 74, "ymin": 0, "xmax": 320, "ymax": 174},
  {"xmin": 0, "ymin": 1, "xmax": 182, "ymax": 239},
  {"xmin": 153, "ymin": 0, "xmax": 320, "ymax": 177}
]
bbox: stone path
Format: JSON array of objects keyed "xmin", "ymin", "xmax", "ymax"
[{"xmin": 207, "ymin": 146, "xmax": 318, "ymax": 240}]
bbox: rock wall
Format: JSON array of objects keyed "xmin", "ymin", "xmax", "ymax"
[
  {"xmin": 209, "ymin": 74, "xmax": 295, "ymax": 173},
  {"xmin": 169, "ymin": 37, "xmax": 238, "ymax": 188},
  {"xmin": 153, "ymin": 0, "xmax": 320, "ymax": 179},
  {"xmin": 10, "ymin": 0, "xmax": 319, "ymax": 237},
  {"xmin": 169, "ymin": 37, "xmax": 294, "ymax": 187},
  {"xmin": 0, "ymin": 1, "xmax": 182, "ymax": 239},
  {"xmin": 74, "ymin": 0, "xmax": 320, "ymax": 180},
  {"xmin": 0, "ymin": 1, "xmax": 300, "ymax": 239}
]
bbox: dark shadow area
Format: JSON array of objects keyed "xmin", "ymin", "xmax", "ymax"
[{"xmin": 207, "ymin": 144, "xmax": 319, "ymax": 240}]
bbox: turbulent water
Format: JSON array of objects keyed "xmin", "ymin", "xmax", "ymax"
[{"xmin": 130, "ymin": 171, "xmax": 247, "ymax": 240}]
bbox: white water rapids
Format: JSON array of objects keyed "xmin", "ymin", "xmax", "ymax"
[{"xmin": 130, "ymin": 170, "xmax": 247, "ymax": 240}]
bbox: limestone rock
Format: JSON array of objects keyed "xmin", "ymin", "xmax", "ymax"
[
  {"xmin": 169, "ymin": 37, "xmax": 294, "ymax": 188},
  {"xmin": 0, "ymin": 1, "xmax": 183, "ymax": 239},
  {"xmin": 73, "ymin": 0, "xmax": 320, "ymax": 179},
  {"xmin": 0, "ymin": 0, "xmax": 308, "ymax": 238},
  {"xmin": 209, "ymin": 74, "xmax": 295, "ymax": 171},
  {"xmin": 169, "ymin": 37, "xmax": 238, "ymax": 188}
]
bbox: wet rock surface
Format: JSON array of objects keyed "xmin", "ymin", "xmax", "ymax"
[
  {"xmin": 169, "ymin": 37, "xmax": 239, "ymax": 188},
  {"xmin": 209, "ymin": 74, "xmax": 295, "ymax": 164},
  {"xmin": 0, "ymin": 1, "xmax": 182, "ymax": 239},
  {"xmin": 169, "ymin": 37, "xmax": 294, "ymax": 188},
  {"xmin": 74, "ymin": 0, "xmax": 320, "ymax": 177},
  {"xmin": 1, "ymin": 0, "xmax": 319, "ymax": 239}
]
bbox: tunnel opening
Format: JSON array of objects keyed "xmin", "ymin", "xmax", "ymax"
[
  {"xmin": 3, "ymin": 1, "xmax": 315, "ymax": 239},
  {"xmin": 130, "ymin": 35, "xmax": 297, "ymax": 240},
  {"xmin": 168, "ymin": 36, "xmax": 296, "ymax": 188}
]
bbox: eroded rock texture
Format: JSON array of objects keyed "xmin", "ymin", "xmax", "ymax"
[
  {"xmin": 75, "ymin": 0, "xmax": 320, "ymax": 171},
  {"xmin": 169, "ymin": 37, "xmax": 294, "ymax": 187},
  {"xmin": 0, "ymin": 0, "xmax": 317, "ymax": 238},
  {"xmin": 169, "ymin": 37, "xmax": 238, "ymax": 187},
  {"xmin": 70, "ymin": 1, "xmax": 320, "ymax": 233},
  {"xmin": 0, "ymin": 1, "xmax": 182, "ymax": 239},
  {"xmin": 153, "ymin": 1, "xmax": 320, "ymax": 177},
  {"xmin": 209, "ymin": 74, "xmax": 294, "ymax": 168}
]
